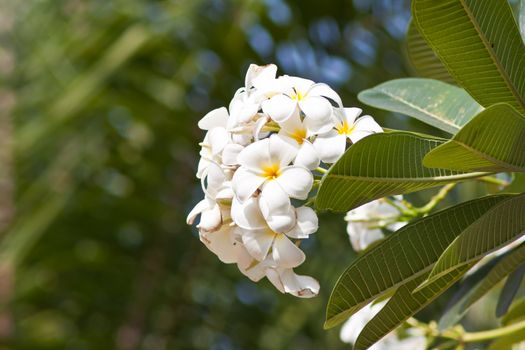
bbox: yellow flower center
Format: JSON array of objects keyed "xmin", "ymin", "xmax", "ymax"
[
  {"xmin": 288, "ymin": 128, "xmax": 307, "ymax": 144},
  {"xmin": 336, "ymin": 121, "xmax": 355, "ymax": 135},
  {"xmin": 261, "ymin": 163, "xmax": 281, "ymax": 180},
  {"xmin": 290, "ymin": 89, "xmax": 305, "ymax": 101}
]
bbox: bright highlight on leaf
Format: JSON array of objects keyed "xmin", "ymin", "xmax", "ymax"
[{"xmin": 358, "ymin": 78, "xmax": 483, "ymax": 134}]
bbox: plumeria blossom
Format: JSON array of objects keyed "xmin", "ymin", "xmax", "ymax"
[
  {"xmin": 232, "ymin": 135, "xmax": 313, "ymax": 232},
  {"xmin": 340, "ymin": 301, "xmax": 426, "ymax": 350},
  {"xmin": 276, "ymin": 109, "xmax": 320, "ymax": 170},
  {"xmin": 188, "ymin": 62, "xmax": 385, "ymax": 298},
  {"xmin": 345, "ymin": 197, "xmax": 407, "ymax": 252},
  {"xmin": 314, "ymin": 107, "xmax": 383, "ymax": 163},
  {"xmin": 262, "ymin": 75, "xmax": 342, "ymax": 132}
]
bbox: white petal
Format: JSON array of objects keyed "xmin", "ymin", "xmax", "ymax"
[
  {"xmin": 186, "ymin": 199, "xmax": 209, "ymax": 225},
  {"xmin": 313, "ymin": 131, "xmax": 347, "ymax": 163},
  {"xmin": 340, "ymin": 301, "xmax": 387, "ymax": 344},
  {"xmin": 253, "ymin": 115, "xmax": 269, "ymax": 140},
  {"xmin": 199, "ymin": 203, "xmax": 222, "ymax": 232},
  {"xmin": 234, "ymin": 100, "xmax": 260, "ymax": 124},
  {"xmin": 262, "ymin": 94, "xmax": 297, "ymax": 123},
  {"xmin": 265, "ymin": 268, "xmax": 285, "ymax": 293},
  {"xmin": 294, "ymin": 141, "xmax": 320, "ymax": 170},
  {"xmin": 347, "ymin": 222, "xmax": 384, "ymax": 252},
  {"xmin": 288, "ymin": 76, "xmax": 315, "ymax": 93},
  {"xmin": 343, "ymin": 107, "xmax": 362, "ymax": 126},
  {"xmin": 276, "ymin": 166, "xmax": 313, "ymax": 200},
  {"xmin": 204, "ymin": 162, "xmax": 226, "ymax": 194},
  {"xmin": 286, "ymin": 206, "xmax": 318, "ymax": 239},
  {"xmin": 299, "ymin": 96, "xmax": 332, "ymax": 121},
  {"xmin": 241, "ymin": 229, "xmax": 275, "ymax": 261},
  {"xmin": 198, "ymin": 107, "xmax": 229, "ymax": 130},
  {"xmin": 232, "ymin": 167, "xmax": 266, "ymax": 202},
  {"xmin": 260, "ymin": 181, "xmax": 296, "ymax": 233},
  {"xmin": 201, "ymin": 225, "xmax": 241, "ymax": 264},
  {"xmin": 268, "ymin": 134, "xmax": 298, "ymax": 168},
  {"xmin": 222, "ymin": 143, "xmax": 244, "ymax": 166},
  {"xmin": 307, "ymin": 83, "xmax": 343, "ymax": 107},
  {"xmin": 303, "ymin": 113, "xmax": 336, "ymax": 134},
  {"xmin": 271, "ymin": 269, "xmax": 320, "ymax": 298},
  {"xmin": 271, "ymin": 234, "xmax": 305, "ymax": 268},
  {"xmin": 245, "ymin": 63, "xmax": 277, "ymax": 89},
  {"xmin": 237, "ymin": 138, "xmax": 271, "ymax": 173},
  {"xmin": 277, "ymin": 108, "xmax": 304, "ymax": 134},
  {"xmin": 208, "ymin": 127, "xmax": 231, "ymax": 155},
  {"xmin": 231, "ymin": 196, "xmax": 266, "ymax": 230},
  {"xmin": 348, "ymin": 115, "xmax": 383, "ymax": 144}
]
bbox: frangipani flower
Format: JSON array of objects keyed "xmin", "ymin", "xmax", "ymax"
[
  {"xmin": 277, "ymin": 109, "xmax": 320, "ymax": 170},
  {"xmin": 266, "ymin": 267, "xmax": 320, "ymax": 298},
  {"xmin": 232, "ymin": 197, "xmax": 317, "ymax": 267},
  {"xmin": 314, "ymin": 107, "xmax": 382, "ymax": 163},
  {"xmin": 232, "ymin": 135, "xmax": 313, "ymax": 232},
  {"xmin": 262, "ymin": 76, "xmax": 342, "ymax": 129},
  {"xmin": 345, "ymin": 197, "xmax": 407, "ymax": 252}
]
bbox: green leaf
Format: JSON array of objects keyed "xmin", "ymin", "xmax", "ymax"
[
  {"xmin": 422, "ymin": 194, "xmax": 525, "ymax": 288},
  {"xmin": 354, "ymin": 265, "xmax": 472, "ymax": 350},
  {"xmin": 518, "ymin": 0, "xmax": 525, "ymax": 42},
  {"xmin": 406, "ymin": 21, "xmax": 455, "ymax": 84},
  {"xmin": 439, "ymin": 243, "xmax": 525, "ymax": 329},
  {"xmin": 324, "ymin": 195, "xmax": 511, "ymax": 329},
  {"xmin": 357, "ymin": 78, "xmax": 483, "ymax": 134},
  {"xmin": 423, "ymin": 104, "xmax": 525, "ymax": 173},
  {"xmin": 412, "ymin": 0, "xmax": 525, "ymax": 114},
  {"xmin": 496, "ymin": 262, "xmax": 525, "ymax": 317},
  {"xmin": 503, "ymin": 296, "xmax": 525, "ymax": 325},
  {"xmin": 315, "ymin": 131, "xmax": 486, "ymax": 212}
]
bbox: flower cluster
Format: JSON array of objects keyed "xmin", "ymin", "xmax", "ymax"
[{"xmin": 187, "ymin": 63, "xmax": 382, "ymax": 298}]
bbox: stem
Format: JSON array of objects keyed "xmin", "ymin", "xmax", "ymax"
[
  {"xmin": 462, "ymin": 319, "xmax": 525, "ymax": 342},
  {"xmin": 478, "ymin": 176, "xmax": 509, "ymax": 187},
  {"xmin": 316, "ymin": 167, "xmax": 328, "ymax": 174},
  {"xmin": 414, "ymin": 183, "xmax": 457, "ymax": 215}
]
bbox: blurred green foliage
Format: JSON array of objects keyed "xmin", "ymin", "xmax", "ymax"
[{"xmin": 0, "ymin": 0, "xmax": 505, "ymax": 349}]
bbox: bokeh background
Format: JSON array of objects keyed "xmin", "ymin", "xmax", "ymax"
[{"xmin": 1, "ymin": 0, "xmax": 521, "ymax": 349}]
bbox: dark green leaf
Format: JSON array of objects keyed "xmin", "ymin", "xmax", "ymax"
[
  {"xmin": 423, "ymin": 104, "xmax": 525, "ymax": 173},
  {"xmin": 412, "ymin": 0, "xmax": 525, "ymax": 114},
  {"xmin": 354, "ymin": 265, "xmax": 472, "ymax": 350},
  {"xmin": 324, "ymin": 195, "xmax": 511, "ymax": 329},
  {"xmin": 439, "ymin": 243, "xmax": 525, "ymax": 329},
  {"xmin": 316, "ymin": 132, "xmax": 487, "ymax": 212},
  {"xmin": 496, "ymin": 262, "xmax": 525, "ymax": 317},
  {"xmin": 423, "ymin": 194, "xmax": 525, "ymax": 288},
  {"xmin": 502, "ymin": 297, "xmax": 525, "ymax": 325},
  {"xmin": 406, "ymin": 21, "xmax": 455, "ymax": 84}
]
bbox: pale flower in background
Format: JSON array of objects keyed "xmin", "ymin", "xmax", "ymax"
[
  {"xmin": 340, "ymin": 301, "xmax": 426, "ymax": 350},
  {"xmin": 314, "ymin": 107, "xmax": 382, "ymax": 163},
  {"xmin": 345, "ymin": 197, "xmax": 407, "ymax": 252}
]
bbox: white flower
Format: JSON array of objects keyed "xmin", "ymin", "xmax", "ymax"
[
  {"xmin": 232, "ymin": 197, "xmax": 318, "ymax": 268},
  {"xmin": 266, "ymin": 267, "xmax": 320, "ymax": 298},
  {"xmin": 232, "ymin": 135, "xmax": 313, "ymax": 232},
  {"xmin": 187, "ymin": 163, "xmax": 233, "ymax": 233},
  {"xmin": 340, "ymin": 301, "xmax": 426, "ymax": 349},
  {"xmin": 345, "ymin": 197, "xmax": 407, "ymax": 252},
  {"xmin": 261, "ymin": 76, "xmax": 342, "ymax": 131},
  {"xmin": 228, "ymin": 64, "xmax": 278, "ymax": 129},
  {"xmin": 276, "ymin": 109, "xmax": 320, "ymax": 170},
  {"xmin": 314, "ymin": 107, "xmax": 382, "ymax": 163},
  {"xmin": 199, "ymin": 221, "xmax": 245, "ymax": 264}
]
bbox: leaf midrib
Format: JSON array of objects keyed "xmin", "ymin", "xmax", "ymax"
[{"xmin": 326, "ymin": 171, "xmax": 488, "ymax": 183}]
